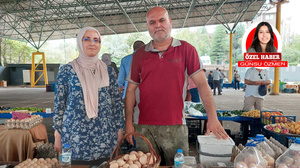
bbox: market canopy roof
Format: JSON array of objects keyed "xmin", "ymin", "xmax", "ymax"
[{"xmin": 0, "ymin": 0, "xmax": 267, "ymax": 49}]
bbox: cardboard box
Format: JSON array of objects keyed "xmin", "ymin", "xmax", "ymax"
[
  {"xmin": 0, "ymin": 80, "xmax": 7, "ymax": 87},
  {"xmin": 197, "ymin": 134, "xmax": 234, "ymax": 165}
]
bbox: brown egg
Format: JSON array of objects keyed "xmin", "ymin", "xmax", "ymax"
[
  {"xmin": 123, "ymin": 163, "xmax": 130, "ymax": 168},
  {"xmin": 46, "ymin": 158, "xmax": 51, "ymax": 162},
  {"xmin": 14, "ymin": 166, "xmax": 21, "ymax": 168},
  {"xmin": 139, "ymin": 155, "xmax": 147, "ymax": 165},
  {"xmin": 248, "ymin": 163, "xmax": 257, "ymax": 168},
  {"xmin": 127, "ymin": 160, "xmax": 134, "ymax": 165},
  {"xmin": 33, "ymin": 158, "xmax": 38, "ymax": 162},
  {"xmin": 110, "ymin": 160, "xmax": 117, "ymax": 164},
  {"xmin": 294, "ymin": 159, "xmax": 300, "ymax": 167},
  {"xmin": 244, "ymin": 154, "xmax": 257, "ymax": 163},
  {"xmin": 137, "ymin": 151, "xmax": 144, "ymax": 157},
  {"xmin": 52, "ymin": 158, "xmax": 58, "ymax": 163},
  {"xmin": 130, "ymin": 151, "xmax": 138, "ymax": 155},
  {"xmin": 265, "ymin": 155, "xmax": 274, "ymax": 166},
  {"xmin": 123, "ymin": 154, "xmax": 130, "ymax": 161},
  {"xmin": 129, "ymin": 154, "xmax": 137, "ymax": 161},
  {"xmin": 117, "ymin": 158, "xmax": 126, "ymax": 166},
  {"xmin": 39, "ymin": 158, "xmax": 45, "ymax": 161},
  {"xmin": 236, "ymin": 161, "xmax": 248, "ymax": 168},
  {"xmin": 278, "ymin": 163, "xmax": 288, "ymax": 168},
  {"xmin": 110, "ymin": 162, "xmax": 119, "ymax": 168},
  {"xmin": 285, "ymin": 157, "xmax": 294, "ymax": 165},
  {"xmin": 129, "ymin": 164, "xmax": 139, "ymax": 168},
  {"xmin": 134, "ymin": 161, "xmax": 142, "ymax": 168}
]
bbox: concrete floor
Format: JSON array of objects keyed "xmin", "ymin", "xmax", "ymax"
[{"xmin": 0, "ymin": 86, "xmax": 300, "ymax": 157}]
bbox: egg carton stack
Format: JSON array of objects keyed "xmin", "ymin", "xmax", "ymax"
[
  {"xmin": 266, "ymin": 137, "xmax": 288, "ymax": 158},
  {"xmin": 5, "ymin": 115, "xmax": 43, "ymax": 129},
  {"xmin": 14, "ymin": 158, "xmax": 59, "ymax": 168},
  {"xmin": 235, "ymin": 137, "xmax": 287, "ymax": 160}
]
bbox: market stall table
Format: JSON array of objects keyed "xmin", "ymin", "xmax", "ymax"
[
  {"xmin": 0, "ymin": 112, "xmax": 54, "ymax": 118},
  {"xmin": 187, "ymin": 113, "xmax": 261, "ymax": 140},
  {"xmin": 0, "ymin": 124, "xmax": 48, "ymax": 162}
]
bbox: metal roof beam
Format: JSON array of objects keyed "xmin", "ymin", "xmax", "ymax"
[
  {"xmin": 205, "ymin": 0, "xmax": 228, "ymax": 26},
  {"xmin": 115, "ymin": 0, "xmax": 139, "ymax": 32},
  {"xmin": 182, "ymin": 0, "xmax": 196, "ymax": 28},
  {"xmin": 77, "ymin": 0, "xmax": 117, "ymax": 34}
]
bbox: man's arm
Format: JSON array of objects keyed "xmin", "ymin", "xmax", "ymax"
[
  {"xmin": 125, "ymin": 82, "xmax": 138, "ymax": 145},
  {"xmin": 245, "ymin": 79, "xmax": 271, "ymax": 85},
  {"xmin": 191, "ymin": 70, "xmax": 228, "ymax": 139}
]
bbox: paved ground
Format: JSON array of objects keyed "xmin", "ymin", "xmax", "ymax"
[{"xmin": 0, "ymin": 86, "xmax": 300, "ymax": 157}]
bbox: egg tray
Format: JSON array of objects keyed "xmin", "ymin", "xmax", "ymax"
[
  {"xmin": 4, "ymin": 115, "xmax": 43, "ymax": 130},
  {"xmin": 14, "ymin": 158, "xmax": 59, "ymax": 168}
]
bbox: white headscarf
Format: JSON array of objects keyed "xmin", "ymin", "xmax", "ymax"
[{"xmin": 70, "ymin": 27, "xmax": 109, "ymax": 119}]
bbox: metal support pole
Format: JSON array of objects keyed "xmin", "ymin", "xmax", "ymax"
[
  {"xmin": 273, "ymin": 2, "xmax": 281, "ymax": 95},
  {"xmin": 229, "ymin": 32, "xmax": 233, "ymax": 83}
]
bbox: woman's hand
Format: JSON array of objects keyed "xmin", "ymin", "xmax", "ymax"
[{"xmin": 54, "ymin": 130, "xmax": 62, "ymax": 154}]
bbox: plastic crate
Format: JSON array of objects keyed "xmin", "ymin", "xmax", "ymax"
[
  {"xmin": 186, "ymin": 119, "xmax": 202, "ymax": 142},
  {"xmin": 261, "ymin": 111, "xmax": 283, "ymax": 125},
  {"xmin": 186, "ymin": 118, "xmax": 201, "ymax": 129},
  {"xmin": 261, "ymin": 113, "xmax": 295, "ymax": 125}
]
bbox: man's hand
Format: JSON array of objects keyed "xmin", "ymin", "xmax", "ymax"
[
  {"xmin": 125, "ymin": 123, "xmax": 135, "ymax": 145},
  {"xmin": 54, "ymin": 130, "xmax": 62, "ymax": 154},
  {"xmin": 205, "ymin": 118, "xmax": 229, "ymax": 139}
]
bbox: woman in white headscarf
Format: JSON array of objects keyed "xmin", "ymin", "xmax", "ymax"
[{"xmin": 53, "ymin": 27, "xmax": 124, "ymax": 161}]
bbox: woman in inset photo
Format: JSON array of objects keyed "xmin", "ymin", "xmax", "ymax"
[{"xmin": 247, "ymin": 21, "xmax": 277, "ymax": 53}]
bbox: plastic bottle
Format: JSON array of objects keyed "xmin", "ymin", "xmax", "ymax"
[
  {"xmin": 61, "ymin": 144, "xmax": 72, "ymax": 167},
  {"xmin": 174, "ymin": 149, "xmax": 184, "ymax": 168},
  {"xmin": 234, "ymin": 140, "xmax": 267, "ymax": 168},
  {"xmin": 275, "ymin": 138, "xmax": 300, "ymax": 168}
]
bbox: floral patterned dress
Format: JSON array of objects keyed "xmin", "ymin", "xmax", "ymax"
[{"xmin": 53, "ymin": 64, "xmax": 124, "ymax": 161}]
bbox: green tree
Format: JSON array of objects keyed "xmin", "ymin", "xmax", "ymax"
[
  {"xmin": 0, "ymin": 39, "xmax": 35, "ymax": 65},
  {"xmin": 232, "ymin": 24, "xmax": 246, "ymax": 64},
  {"xmin": 173, "ymin": 28, "xmax": 210, "ymax": 56},
  {"xmin": 282, "ymin": 35, "xmax": 300, "ymax": 65},
  {"xmin": 209, "ymin": 25, "xmax": 229, "ymax": 64}
]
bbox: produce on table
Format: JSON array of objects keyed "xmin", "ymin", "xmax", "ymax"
[
  {"xmin": 262, "ymin": 111, "xmax": 286, "ymax": 124},
  {"xmin": 0, "ymin": 107, "xmax": 46, "ymax": 114},
  {"xmin": 193, "ymin": 104, "xmax": 206, "ymax": 113},
  {"xmin": 241, "ymin": 110, "xmax": 261, "ymax": 118},
  {"xmin": 266, "ymin": 124, "xmax": 289, "ymax": 134},
  {"xmin": 278, "ymin": 121, "xmax": 300, "ymax": 135}
]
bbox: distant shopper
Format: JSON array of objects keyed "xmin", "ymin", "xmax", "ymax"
[
  {"xmin": 208, "ymin": 71, "xmax": 213, "ymax": 89},
  {"xmin": 234, "ymin": 70, "xmax": 241, "ymax": 90},
  {"xmin": 219, "ymin": 69, "xmax": 225, "ymax": 92},
  {"xmin": 118, "ymin": 41, "xmax": 145, "ymax": 100},
  {"xmin": 102, "ymin": 53, "xmax": 119, "ymax": 75},
  {"xmin": 212, "ymin": 68, "xmax": 222, "ymax": 95},
  {"xmin": 242, "ymin": 67, "xmax": 271, "ymax": 111}
]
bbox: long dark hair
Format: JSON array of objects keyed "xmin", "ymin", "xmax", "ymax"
[{"xmin": 250, "ymin": 22, "xmax": 275, "ymax": 52}]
